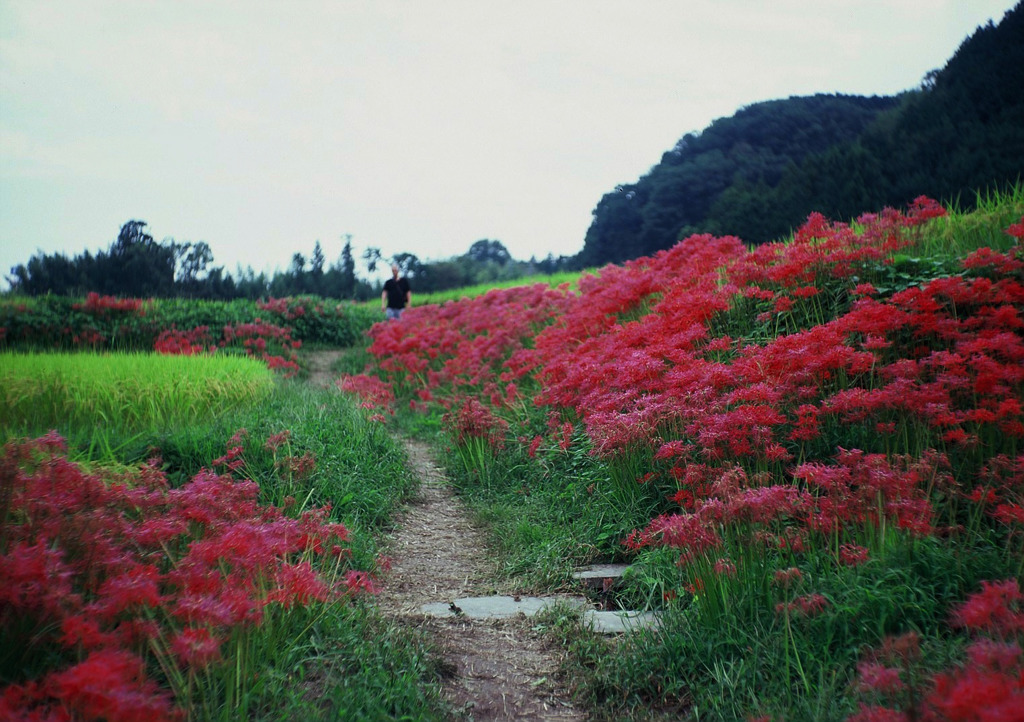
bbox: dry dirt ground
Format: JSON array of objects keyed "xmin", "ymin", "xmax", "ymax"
[
  {"xmin": 305, "ymin": 349, "xmax": 344, "ymax": 390},
  {"xmin": 307, "ymin": 351, "xmax": 585, "ymax": 721}
]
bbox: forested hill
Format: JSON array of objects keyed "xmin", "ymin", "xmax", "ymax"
[{"xmin": 579, "ymin": 2, "xmax": 1024, "ymax": 266}]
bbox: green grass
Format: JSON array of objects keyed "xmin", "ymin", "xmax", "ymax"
[
  {"xmin": 196, "ymin": 602, "xmax": 448, "ymax": 722},
  {"xmin": 432, "ymin": 425, "xmax": 667, "ymax": 592},
  {"xmin": 1, "ymin": 351, "xmax": 274, "ymax": 436},
  {"xmin": 354, "ymin": 270, "xmax": 590, "ymax": 311},
  {"xmin": 414, "ymin": 269, "xmax": 588, "ymax": 306}
]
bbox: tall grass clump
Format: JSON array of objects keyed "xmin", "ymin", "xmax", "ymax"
[{"xmin": 353, "ymin": 190, "xmax": 1024, "ymax": 721}]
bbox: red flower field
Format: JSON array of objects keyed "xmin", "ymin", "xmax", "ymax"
[{"xmin": 344, "ymin": 197, "xmax": 1024, "ymax": 719}]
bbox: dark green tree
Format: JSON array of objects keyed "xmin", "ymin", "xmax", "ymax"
[
  {"xmin": 464, "ymin": 239, "xmax": 512, "ymax": 266},
  {"xmin": 340, "ymin": 236, "xmax": 356, "ymax": 298}
]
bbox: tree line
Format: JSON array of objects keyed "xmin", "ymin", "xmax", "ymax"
[
  {"xmin": 579, "ymin": 3, "xmax": 1024, "ymax": 266},
  {"xmin": 5, "ymin": 221, "xmax": 574, "ymax": 300}
]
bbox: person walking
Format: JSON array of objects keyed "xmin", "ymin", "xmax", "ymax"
[{"xmin": 381, "ymin": 263, "xmax": 411, "ymax": 320}]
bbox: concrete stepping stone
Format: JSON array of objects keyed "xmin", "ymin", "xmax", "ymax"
[
  {"xmin": 420, "ymin": 595, "xmax": 588, "ymax": 620},
  {"xmin": 583, "ymin": 609, "xmax": 661, "ymax": 635},
  {"xmin": 571, "ymin": 563, "xmax": 630, "ymax": 590}
]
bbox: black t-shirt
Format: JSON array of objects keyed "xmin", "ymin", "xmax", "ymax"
[{"xmin": 384, "ymin": 277, "xmax": 410, "ymax": 309}]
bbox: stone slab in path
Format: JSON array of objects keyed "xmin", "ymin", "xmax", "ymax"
[
  {"xmin": 583, "ymin": 610, "xmax": 661, "ymax": 635},
  {"xmin": 571, "ymin": 564, "xmax": 630, "ymax": 588},
  {"xmin": 420, "ymin": 594, "xmax": 660, "ymax": 635},
  {"xmin": 420, "ymin": 595, "xmax": 588, "ymax": 620}
]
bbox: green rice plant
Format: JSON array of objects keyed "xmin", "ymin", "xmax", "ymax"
[
  {"xmin": 0, "ymin": 352, "xmax": 274, "ymax": 438},
  {"xmin": 908, "ymin": 183, "xmax": 1024, "ymax": 260}
]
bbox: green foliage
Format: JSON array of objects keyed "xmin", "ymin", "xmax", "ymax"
[
  {"xmin": 563, "ymin": 535, "xmax": 1007, "ymax": 722},
  {"xmin": 255, "ymin": 296, "xmax": 378, "ymax": 347},
  {"xmin": 186, "ymin": 601, "xmax": 446, "ymax": 722},
  {"xmin": 434, "ymin": 425, "xmax": 669, "ymax": 590},
  {"xmin": 410, "ymin": 269, "xmax": 587, "ymax": 307},
  {"xmin": 581, "ymin": 5, "xmax": 1024, "ymax": 265},
  {"xmin": 0, "ymin": 293, "xmax": 378, "ymax": 352},
  {"xmin": 909, "ymin": 183, "xmax": 1024, "ymax": 258},
  {"xmin": 581, "ymin": 94, "xmax": 901, "ymax": 264}
]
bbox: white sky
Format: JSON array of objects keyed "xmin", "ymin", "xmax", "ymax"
[{"xmin": 0, "ymin": 0, "xmax": 1017, "ymax": 288}]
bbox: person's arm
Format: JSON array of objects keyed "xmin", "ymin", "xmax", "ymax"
[
  {"xmin": 405, "ymin": 289, "xmax": 411, "ymax": 308},
  {"xmin": 381, "ymin": 288, "xmax": 387, "ymax": 311}
]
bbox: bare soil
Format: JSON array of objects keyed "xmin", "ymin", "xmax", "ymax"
[
  {"xmin": 306, "ymin": 349, "xmax": 344, "ymax": 390},
  {"xmin": 378, "ymin": 438, "xmax": 584, "ymax": 721},
  {"xmin": 305, "ymin": 351, "xmax": 584, "ymax": 720}
]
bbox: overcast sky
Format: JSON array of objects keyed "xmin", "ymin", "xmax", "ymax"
[{"xmin": 0, "ymin": 1, "xmax": 1017, "ymax": 288}]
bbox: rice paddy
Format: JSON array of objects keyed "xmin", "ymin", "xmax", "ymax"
[{"xmin": 0, "ymin": 351, "xmax": 274, "ymax": 434}]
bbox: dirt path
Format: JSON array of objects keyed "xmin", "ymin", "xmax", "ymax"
[
  {"xmin": 306, "ymin": 350, "xmax": 584, "ymax": 720},
  {"xmin": 379, "ymin": 438, "xmax": 585, "ymax": 721},
  {"xmin": 306, "ymin": 349, "xmax": 343, "ymax": 390}
]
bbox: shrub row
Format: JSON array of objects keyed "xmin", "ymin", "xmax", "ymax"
[{"xmin": 0, "ymin": 294, "xmax": 379, "ymax": 352}]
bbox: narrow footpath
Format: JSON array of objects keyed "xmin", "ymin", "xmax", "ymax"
[
  {"xmin": 377, "ymin": 438, "xmax": 584, "ymax": 721},
  {"xmin": 306, "ymin": 351, "xmax": 584, "ymax": 720}
]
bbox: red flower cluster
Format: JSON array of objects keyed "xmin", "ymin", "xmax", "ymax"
[
  {"xmin": 365, "ymin": 283, "xmax": 573, "ymax": 402},
  {"xmin": 153, "ymin": 326, "xmax": 215, "ymax": 356},
  {"xmin": 441, "ymin": 396, "xmax": 510, "ymax": 451},
  {"xmin": 222, "ymin": 320, "xmax": 301, "ymax": 376},
  {"xmin": 365, "ymin": 203, "xmax": 1024, "ymax": 566},
  {"xmin": 153, "ymin": 320, "xmax": 301, "ymax": 376},
  {"xmin": 849, "ymin": 580, "xmax": 1024, "ymax": 721},
  {"xmin": 257, "ymin": 296, "xmax": 308, "ymax": 320},
  {"xmin": 0, "ymin": 432, "xmax": 363, "ymax": 719},
  {"xmin": 73, "ymin": 292, "xmax": 147, "ymax": 316},
  {"xmin": 360, "ymin": 202, "xmax": 1024, "ymax": 704},
  {"xmin": 336, "ymin": 374, "xmax": 396, "ymax": 412}
]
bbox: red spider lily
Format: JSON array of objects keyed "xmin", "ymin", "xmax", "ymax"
[
  {"xmin": 775, "ymin": 593, "xmax": 829, "ymax": 617},
  {"xmin": 52, "ymin": 649, "xmax": 180, "ymax": 721},
  {"xmin": 839, "ymin": 543, "xmax": 871, "ymax": 567},
  {"xmin": 441, "ymin": 396, "xmax": 509, "ymax": 451},
  {"xmin": 170, "ymin": 627, "xmax": 223, "ymax": 669},
  {"xmin": 153, "ymin": 320, "xmax": 300, "ymax": 375},
  {"xmin": 343, "ymin": 570, "xmax": 379, "ymax": 595},
  {"xmin": 952, "ymin": 579, "xmax": 1024, "ymax": 638},
  {"xmin": 336, "ymin": 374, "xmax": 395, "ymax": 412},
  {"xmin": 773, "ymin": 567, "xmax": 804, "ymax": 588},
  {"xmin": 0, "ymin": 648, "xmax": 181, "ymax": 721},
  {"xmin": 850, "ymin": 585, "xmax": 1024, "ymax": 722},
  {"xmin": 357, "ymin": 198, "xmax": 1024, "ymax": 637},
  {"xmin": 0, "ymin": 433, "xmax": 363, "ymax": 718},
  {"xmin": 264, "ymin": 429, "xmax": 292, "ymax": 452},
  {"xmin": 713, "ymin": 558, "xmax": 737, "ymax": 577},
  {"xmin": 154, "ymin": 326, "xmax": 215, "ymax": 355},
  {"xmin": 856, "ymin": 662, "xmax": 906, "ymax": 695},
  {"xmin": 276, "ymin": 451, "xmax": 317, "ymax": 480},
  {"xmin": 925, "ymin": 665, "xmax": 1024, "ymax": 720},
  {"xmin": 73, "ymin": 292, "xmax": 147, "ymax": 316},
  {"xmin": 641, "ymin": 513, "xmax": 722, "ymax": 564}
]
